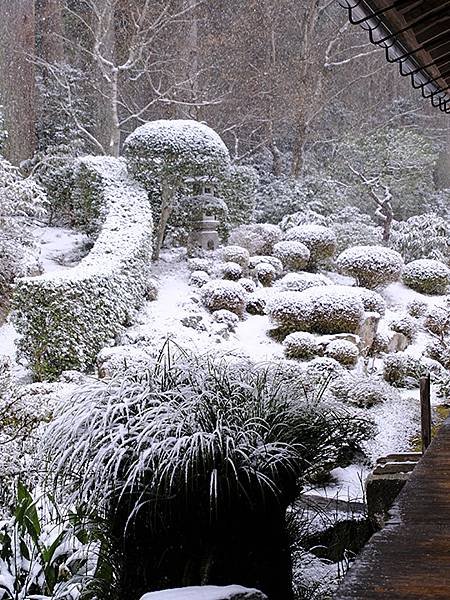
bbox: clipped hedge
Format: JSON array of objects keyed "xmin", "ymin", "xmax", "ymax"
[{"xmin": 13, "ymin": 156, "xmax": 153, "ymax": 381}]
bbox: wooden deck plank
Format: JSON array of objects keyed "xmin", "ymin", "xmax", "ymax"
[{"xmin": 334, "ymin": 417, "xmax": 450, "ymax": 599}]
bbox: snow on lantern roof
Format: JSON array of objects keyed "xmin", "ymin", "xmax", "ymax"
[{"xmin": 340, "ymin": 0, "xmax": 450, "ymax": 113}]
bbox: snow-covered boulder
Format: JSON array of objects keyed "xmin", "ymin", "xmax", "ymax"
[
  {"xmin": 283, "ymin": 224, "xmax": 336, "ymax": 263},
  {"xmin": 402, "ymin": 258, "xmax": 450, "ymax": 295},
  {"xmin": 336, "ymin": 245, "xmax": 404, "ymax": 289},
  {"xmin": 140, "ymin": 585, "xmax": 268, "ymax": 600},
  {"xmin": 273, "ymin": 240, "xmax": 310, "ymax": 271},
  {"xmin": 13, "ymin": 157, "xmax": 153, "ymax": 381}
]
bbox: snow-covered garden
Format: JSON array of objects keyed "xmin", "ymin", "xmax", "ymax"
[{"xmin": 0, "ymin": 116, "xmax": 449, "ymax": 600}]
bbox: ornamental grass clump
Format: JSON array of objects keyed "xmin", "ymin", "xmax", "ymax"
[{"xmin": 43, "ymin": 346, "xmax": 372, "ymax": 600}]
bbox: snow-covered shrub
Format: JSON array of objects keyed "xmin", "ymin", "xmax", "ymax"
[
  {"xmin": 424, "ymin": 305, "xmax": 450, "ymax": 338},
  {"xmin": 97, "ymin": 345, "xmax": 154, "ymax": 379},
  {"xmin": 239, "ymin": 277, "xmax": 256, "ymax": 293},
  {"xmin": 268, "ymin": 286, "xmax": 364, "ymax": 335},
  {"xmin": 383, "ymin": 352, "xmax": 428, "ymax": 388},
  {"xmin": 212, "ymin": 309, "xmax": 240, "ymax": 330},
  {"xmin": 275, "ymin": 272, "xmax": 331, "ymax": 293},
  {"xmin": 325, "ymin": 340, "xmax": 359, "ymax": 367},
  {"xmin": 229, "ymin": 223, "xmax": 281, "ymax": 255},
  {"xmin": 390, "ymin": 214, "xmax": 450, "ymax": 264},
  {"xmin": 255, "ymin": 262, "xmax": 276, "ymax": 286},
  {"xmin": 283, "ymin": 225, "xmax": 336, "ymax": 264},
  {"xmin": 222, "ymin": 245, "xmax": 250, "ymax": 269},
  {"xmin": 369, "ymin": 332, "xmax": 390, "ymax": 356},
  {"xmin": 279, "ymin": 208, "xmax": 328, "ymax": 231},
  {"xmin": 283, "ymin": 332, "xmax": 320, "ymax": 360},
  {"xmin": 43, "ymin": 348, "xmax": 372, "ymax": 597},
  {"xmin": 402, "ymin": 259, "xmax": 450, "ymax": 295},
  {"xmin": 389, "ymin": 314, "xmax": 417, "ymax": 341},
  {"xmin": 273, "ymin": 240, "xmax": 310, "ymax": 271},
  {"xmin": 330, "ymin": 207, "xmax": 383, "ymax": 254},
  {"xmin": 331, "ymin": 376, "xmax": 399, "ymax": 407},
  {"xmin": 189, "ymin": 270, "xmax": 210, "ymax": 288},
  {"xmin": 302, "ymin": 357, "xmax": 344, "ymax": 390},
  {"xmin": 0, "ymin": 158, "xmax": 46, "ymax": 297},
  {"xmin": 220, "ymin": 261, "xmax": 243, "ymax": 281},
  {"xmin": 348, "ymin": 287, "xmax": 386, "ymax": 316},
  {"xmin": 248, "ymin": 255, "xmax": 283, "ymax": 276},
  {"xmin": 124, "ymin": 120, "xmax": 230, "ymax": 259},
  {"xmin": 145, "ymin": 278, "xmax": 158, "ymax": 301},
  {"xmin": 246, "ymin": 292, "xmax": 267, "ymax": 315},
  {"xmin": 219, "ymin": 164, "xmax": 258, "ymax": 228},
  {"xmin": 188, "ymin": 257, "xmax": 213, "ymax": 274},
  {"xmin": 336, "ymin": 245, "xmax": 404, "ymax": 289},
  {"xmin": 13, "ymin": 157, "xmax": 153, "ymax": 381},
  {"xmin": 202, "ymin": 280, "xmax": 246, "ymax": 317},
  {"xmin": 425, "ymin": 340, "xmax": 450, "ymax": 370},
  {"xmin": 407, "ymin": 299, "xmax": 428, "ymax": 318}
]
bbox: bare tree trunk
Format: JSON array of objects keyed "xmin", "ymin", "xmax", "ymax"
[
  {"xmin": 0, "ymin": 0, "xmax": 36, "ymax": 164},
  {"xmin": 435, "ymin": 123, "xmax": 450, "ymax": 189},
  {"xmin": 152, "ymin": 180, "xmax": 174, "ymax": 261},
  {"xmin": 36, "ymin": 0, "xmax": 64, "ymax": 66}
]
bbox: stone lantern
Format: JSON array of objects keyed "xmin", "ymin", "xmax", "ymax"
[{"xmin": 179, "ymin": 191, "xmax": 228, "ymax": 255}]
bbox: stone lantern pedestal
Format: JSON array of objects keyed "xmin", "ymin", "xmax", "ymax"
[{"xmin": 190, "ymin": 213, "xmax": 220, "ymax": 252}]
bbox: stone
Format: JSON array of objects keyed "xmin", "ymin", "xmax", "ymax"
[
  {"xmin": 357, "ymin": 312, "xmax": 380, "ymax": 352},
  {"xmin": 180, "ymin": 314, "xmax": 207, "ymax": 331},
  {"xmin": 140, "ymin": 585, "xmax": 268, "ymax": 600},
  {"xmin": 388, "ymin": 332, "xmax": 410, "ymax": 353}
]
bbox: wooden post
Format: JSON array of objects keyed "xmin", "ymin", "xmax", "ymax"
[{"xmin": 420, "ymin": 374, "xmax": 431, "ymax": 453}]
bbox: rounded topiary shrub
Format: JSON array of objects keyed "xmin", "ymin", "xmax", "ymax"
[
  {"xmin": 246, "ymin": 292, "xmax": 267, "ymax": 316},
  {"xmin": 383, "ymin": 352, "xmax": 428, "ymax": 388},
  {"xmin": 229, "ymin": 223, "xmax": 282, "ymax": 255},
  {"xmin": 407, "ymin": 299, "xmax": 428, "ymax": 318},
  {"xmin": 283, "ymin": 224, "xmax": 336, "ymax": 264},
  {"xmin": 254, "ymin": 262, "xmax": 276, "ymax": 287},
  {"xmin": 402, "ymin": 259, "xmax": 450, "ymax": 295},
  {"xmin": 268, "ymin": 286, "xmax": 364, "ymax": 335},
  {"xmin": 336, "ymin": 245, "xmax": 404, "ymax": 289},
  {"xmin": 212, "ymin": 309, "xmax": 240, "ymax": 330},
  {"xmin": 369, "ymin": 331, "xmax": 390, "ymax": 356},
  {"xmin": 222, "ymin": 245, "xmax": 250, "ymax": 269},
  {"xmin": 249, "ymin": 255, "xmax": 283, "ymax": 276},
  {"xmin": 188, "ymin": 258, "xmax": 213, "ymax": 274},
  {"xmin": 220, "ymin": 261, "xmax": 243, "ymax": 281},
  {"xmin": 349, "ymin": 287, "xmax": 386, "ymax": 316},
  {"xmin": 331, "ymin": 376, "xmax": 399, "ymax": 407},
  {"xmin": 424, "ymin": 305, "xmax": 450, "ymax": 337},
  {"xmin": 275, "ymin": 272, "xmax": 331, "ymax": 293},
  {"xmin": 273, "ymin": 241, "xmax": 310, "ymax": 271},
  {"xmin": 389, "ymin": 314, "xmax": 417, "ymax": 341},
  {"xmin": 202, "ymin": 280, "xmax": 246, "ymax": 317},
  {"xmin": 302, "ymin": 357, "xmax": 344, "ymax": 390},
  {"xmin": 189, "ymin": 270, "xmax": 210, "ymax": 288},
  {"xmin": 425, "ymin": 340, "xmax": 450, "ymax": 370},
  {"xmin": 283, "ymin": 332, "xmax": 320, "ymax": 360},
  {"xmin": 325, "ymin": 339, "xmax": 359, "ymax": 367}
]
